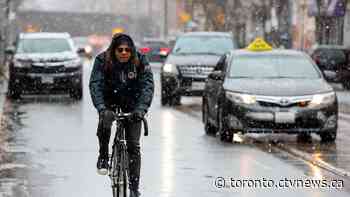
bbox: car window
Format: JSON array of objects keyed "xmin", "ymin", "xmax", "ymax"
[
  {"xmin": 173, "ymin": 35, "xmax": 234, "ymax": 55},
  {"xmin": 17, "ymin": 38, "xmax": 73, "ymax": 53},
  {"xmin": 214, "ymin": 54, "xmax": 227, "ymax": 71},
  {"xmin": 143, "ymin": 41, "xmax": 168, "ymax": 48},
  {"xmin": 317, "ymin": 49, "xmax": 346, "ymax": 64},
  {"xmin": 229, "ymin": 54, "xmax": 321, "ymax": 79}
]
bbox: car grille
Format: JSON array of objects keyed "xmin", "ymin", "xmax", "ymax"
[
  {"xmin": 31, "ymin": 65, "xmax": 66, "ymax": 73},
  {"xmin": 15, "ymin": 65, "xmax": 80, "ymax": 74},
  {"xmin": 255, "ymin": 95, "xmax": 312, "ymax": 108},
  {"xmin": 257, "ymin": 101, "xmax": 310, "ymax": 108},
  {"xmin": 177, "ymin": 65, "xmax": 214, "ymax": 78}
]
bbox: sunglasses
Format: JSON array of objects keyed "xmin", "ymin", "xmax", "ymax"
[{"xmin": 117, "ymin": 47, "xmax": 131, "ymax": 53}]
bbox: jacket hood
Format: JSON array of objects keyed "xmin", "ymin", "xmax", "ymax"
[{"xmin": 103, "ymin": 33, "xmax": 140, "ymax": 72}]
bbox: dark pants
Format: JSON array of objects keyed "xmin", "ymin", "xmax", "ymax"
[{"xmin": 97, "ymin": 114, "xmax": 141, "ymax": 191}]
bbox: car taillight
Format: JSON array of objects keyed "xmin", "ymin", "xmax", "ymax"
[
  {"xmin": 160, "ymin": 47, "xmax": 170, "ymax": 55},
  {"xmin": 140, "ymin": 47, "xmax": 151, "ymax": 54}
]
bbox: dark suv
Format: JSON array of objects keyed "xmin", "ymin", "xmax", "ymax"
[
  {"xmin": 309, "ymin": 45, "xmax": 350, "ymax": 89},
  {"xmin": 160, "ymin": 32, "xmax": 236, "ymax": 106},
  {"xmin": 6, "ymin": 32, "xmax": 83, "ymax": 99}
]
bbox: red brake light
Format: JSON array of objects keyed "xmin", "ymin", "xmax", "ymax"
[
  {"xmin": 140, "ymin": 47, "xmax": 151, "ymax": 54},
  {"xmin": 160, "ymin": 47, "xmax": 170, "ymax": 54}
]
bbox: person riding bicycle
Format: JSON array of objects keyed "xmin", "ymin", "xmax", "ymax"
[{"xmin": 89, "ymin": 33, "xmax": 154, "ymax": 197}]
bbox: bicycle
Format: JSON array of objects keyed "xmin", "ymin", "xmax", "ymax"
[{"xmin": 108, "ymin": 110, "xmax": 149, "ymax": 197}]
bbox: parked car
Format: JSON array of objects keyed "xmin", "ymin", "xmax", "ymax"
[
  {"xmin": 160, "ymin": 31, "xmax": 236, "ymax": 106},
  {"xmin": 139, "ymin": 38, "xmax": 170, "ymax": 63},
  {"xmin": 5, "ymin": 32, "xmax": 83, "ymax": 99},
  {"xmin": 308, "ymin": 45, "xmax": 350, "ymax": 89},
  {"xmin": 203, "ymin": 39, "xmax": 338, "ymax": 143}
]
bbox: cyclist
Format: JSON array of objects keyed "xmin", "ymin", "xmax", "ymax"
[{"xmin": 89, "ymin": 33, "xmax": 154, "ymax": 197}]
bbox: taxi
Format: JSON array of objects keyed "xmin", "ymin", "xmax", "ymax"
[{"xmin": 202, "ymin": 38, "xmax": 338, "ymax": 142}]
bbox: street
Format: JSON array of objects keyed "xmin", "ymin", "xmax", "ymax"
[{"xmin": 0, "ymin": 60, "xmax": 350, "ymax": 196}]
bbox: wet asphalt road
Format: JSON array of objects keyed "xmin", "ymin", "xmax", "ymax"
[{"xmin": 0, "ymin": 60, "xmax": 350, "ymax": 196}]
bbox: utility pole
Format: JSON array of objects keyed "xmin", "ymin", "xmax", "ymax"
[{"xmin": 164, "ymin": 0, "xmax": 168, "ymax": 39}]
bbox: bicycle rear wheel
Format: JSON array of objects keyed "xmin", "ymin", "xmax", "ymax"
[{"xmin": 112, "ymin": 147, "xmax": 129, "ymax": 197}]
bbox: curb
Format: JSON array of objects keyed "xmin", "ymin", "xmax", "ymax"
[
  {"xmin": 0, "ymin": 79, "xmax": 7, "ymax": 119},
  {"xmin": 274, "ymin": 143, "xmax": 350, "ymax": 178}
]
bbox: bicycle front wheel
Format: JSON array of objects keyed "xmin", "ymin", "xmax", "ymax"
[{"xmin": 112, "ymin": 147, "xmax": 129, "ymax": 197}]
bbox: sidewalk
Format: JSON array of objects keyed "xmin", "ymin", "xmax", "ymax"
[{"xmin": 0, "ymin": 75, "xmax": 8, "ymax": 162}]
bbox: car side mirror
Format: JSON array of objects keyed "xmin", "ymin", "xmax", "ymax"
[
  {"xmin": 322, "ymin": 70, "xmax": 336, "ymax": 81},
  {"xmin": 208, "ymin": 71, "xmax": 224, "ymax": 80}
]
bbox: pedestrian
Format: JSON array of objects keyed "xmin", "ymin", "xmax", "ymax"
[{"xmin": 89, "ymin": 33, "xmax": 154, "ymax": 197}]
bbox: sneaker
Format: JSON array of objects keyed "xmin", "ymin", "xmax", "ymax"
[{"xmin": 96, "ymin": 156, "xmax": 109, "ymax": 175}]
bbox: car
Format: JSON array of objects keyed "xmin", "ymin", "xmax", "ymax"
[
  {"xmin": 202, "ymin": 38, "xmax": 338, "ymax": 143},
  {"xmin": 72, "ymin": 36, "xmax": 94, "ymax": 59},
  {"xmin": 160, "ymin": 31, "xmax": 236, "ymax": 106},
  {"xmin": 308, "ymin": 45, "xmax": 350, "ymax": 89},
  {"xmin": 139, "ymin": 38, "xmax": 170, "ymax": 63},
  {"xmin": 5, "ymin": 32, "xmax": 83, "ymax": 99}
]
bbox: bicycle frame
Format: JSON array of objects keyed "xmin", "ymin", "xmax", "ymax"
[{"xmin": 108, "ymin": 110, "xmax": 149, "ymax": 197}]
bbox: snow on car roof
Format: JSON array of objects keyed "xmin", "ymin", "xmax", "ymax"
[
  {"xmin": 182, "ymin": 31, "xmax": 232, "ymax": 37},
  {"xmin": 232, "ymin": 49, "xmax": 306, "ymax": 56},
  {"xmin": 19, "ymin": 32, "xmax": 71, "ymax": 39}
]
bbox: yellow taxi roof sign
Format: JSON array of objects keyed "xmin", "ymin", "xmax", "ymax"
[
  {"xmin": 112, "ymin": 27, "xmax": 124, "ymax": 35},
  {"xmin": 246, "ymin": 37, "xmax": 272, "ymax": 51}
]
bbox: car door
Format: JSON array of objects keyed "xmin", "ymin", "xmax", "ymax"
[{"xmin": 207, "ymin": 54, "xmax": 228, "ymax": 123}]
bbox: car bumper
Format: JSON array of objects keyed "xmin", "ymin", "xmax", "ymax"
[
  {"xmin": 161, "ymin": 73, "xmax": 206, "ymax": 96},
  {"xmin": 11, "ymin": 69, "xmax": 82, "ymax": 93},
  {"xmin": 222, "ymin": 101, "xmax": 338, "ymax": 134}
]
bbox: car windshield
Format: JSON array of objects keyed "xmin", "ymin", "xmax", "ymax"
[
  {"xmin": 172, "ymin": 35, "xmax": 234, "ymax": 55},
  {"xmin": 17, "ymin": 38, "xmax": 73, "ymax": 53},
  {"xmin": 229, "ymin": 55, "xmax": 321, "ymax": 79},
  {"xmin": 318, "ymin": 49, "xmax": 346, "ymax": 63}
]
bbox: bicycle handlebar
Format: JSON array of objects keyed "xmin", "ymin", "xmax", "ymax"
[{"xmin": 114, "ymin": 112, "xmax": 149, "ymax": 136}]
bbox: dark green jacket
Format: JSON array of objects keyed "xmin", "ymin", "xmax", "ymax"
[{"xmin": 89, "ymin": 52, "xmax": 154, "ymax": 113}]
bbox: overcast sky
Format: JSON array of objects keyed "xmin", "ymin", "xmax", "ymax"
[
  {"xmin": 19, "ymin": 0, "xmax": 163, "ymax": 15},
  {"xmin": 19, "ymin": 0, "xmax": 118, "ymax": 13}
]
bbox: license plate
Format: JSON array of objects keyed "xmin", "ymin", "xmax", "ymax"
[
  {"xmin": 41, "ymin": 76, "xmax": 54, "ymax": 84},
  {"xmin": 192, "ymin": 82, "xmax": 205, "ymax": 90},
  {"xmin": 275, "ymin": 112, "xmax": 295, "ymax": 123}
]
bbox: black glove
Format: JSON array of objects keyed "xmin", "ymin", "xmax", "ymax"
[
  {"xmin": 101, "ymin": 110, "xmax": 115, "ymax": 128},
  {"xmin": 131, "ymin": 110, "xmax": 145, "ymax": 122}
]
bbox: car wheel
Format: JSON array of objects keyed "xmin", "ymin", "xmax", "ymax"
[
  {"xmin": 7, "ymin": 79, "xmax": 21, "ymax": 100},
  {"xmin": 203, "ymin": 101, "xmax": 216, "ymax": 135},
  {"xmin": 320, "ymin": 129, "xmax": 337, "ymax": 143},
  {"xmin": 218, "ymin": 107, "xmax": 233, "ymax": 142},
  {"xmin": 70, "ymin": 85, "xmax": 83, "ymax": 100},
  {"xmin": 161, "ymin": 85, "xmax": 169, "ymax": 106},
  {"xmin": 342, "ymin": 81, "xmax": 350, "ymax": 90},
  {"xmin": 170, "ymin": 95, "xmax": 181, "ymax": 106}
]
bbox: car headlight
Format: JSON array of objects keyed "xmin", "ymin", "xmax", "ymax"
[
  {"xmin": 13, "ymin": 59, "xmax": 32, "ymax": 68},
  {"xmin": 225, "ymin": 91, "xmax": 256, "ymax": 105},
  {"xmin": 84, "ymin": 45, "xmax": 93, "ymax": 54},
  {"xmin": 163, "ymin": 63, "xmax": 178, "ymax": 74},
  {"xmin": 65, "ymin": 59, "xmax": 82, "ymax": 67},
  {"xmin": 310, "ymin": 92, "xmax": 336, "ymax": 106}
]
